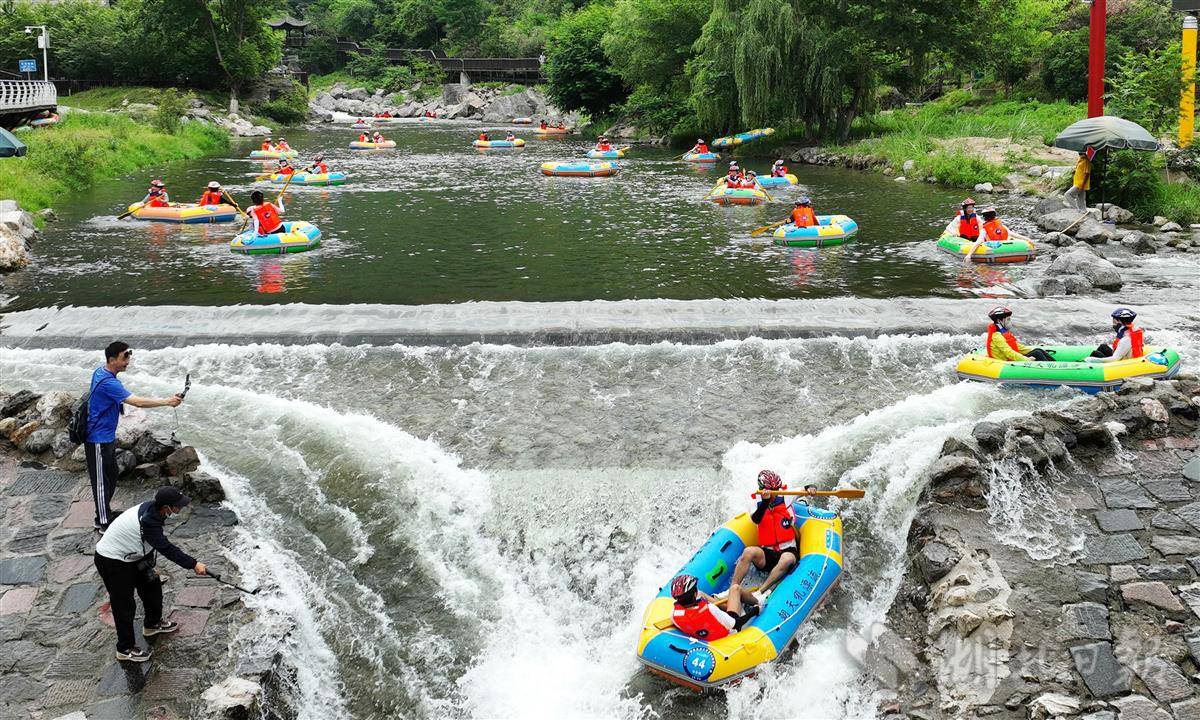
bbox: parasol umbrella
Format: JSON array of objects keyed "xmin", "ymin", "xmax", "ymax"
[
  {"xmin": 1052, "ymin": 115, "xmax": 1159, "ymax": 152},
  {"xmin": 0, "ymin": 127, "xmax": 27, "ymax": 158}
]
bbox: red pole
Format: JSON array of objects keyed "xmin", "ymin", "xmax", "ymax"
[{"xmin": 1087, "ymin": 0, "xmax": 1106, "ymax": 118}]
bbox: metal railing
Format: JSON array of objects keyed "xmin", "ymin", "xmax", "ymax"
[
  {"xmin": 0, "ymin": 80, "xmax": 57, "ymax": 111},
  {"xmin": 334, "ymin": 41, "xmax": 543, "ymax": 75}
]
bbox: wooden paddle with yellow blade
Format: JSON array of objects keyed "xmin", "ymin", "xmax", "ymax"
[
  {"xmin": 751, "ymin": 488, "xmax": 866, "ymax": 499},
  {"xmin": 750, "ymin": 217, "xmax": 791, "ymax": 237}
]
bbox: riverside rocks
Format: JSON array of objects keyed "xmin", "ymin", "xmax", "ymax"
[
  {"xmin": 876, "ymin": 374, "xmax": 1200, "ymax": 719},
  {"xmin": 313, "ymin": 81, "xmax": 577, "ymax": 125},
  {"xmin": 0, "ymin": 199, "xmax": 37, "ymax": 271}
]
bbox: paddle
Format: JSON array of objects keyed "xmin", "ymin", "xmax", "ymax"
[
  {"xmin": 750, "ymin": 218, "xmax": 790, "ymax": 237},
  {"xmin": 207, "ymin": 571, "xmax": 260, "ymax": 595},
  {"xmin": 751, "ymin": 488, "xmax": 866, "ymax": 499},
  {"xmin": 618, "ymin": 146, "xmax": 631, "ymax": 154},
  {"xmin": 221, "ymin": 192, "xmax": 247, "ymax": 218},
  {"xmin": 117, "ymin": 202, "xmax": 143, "ymax": 221},
  {"xmin": 754, "ymin": 180, "xmax": 775, "ymax": 203}
]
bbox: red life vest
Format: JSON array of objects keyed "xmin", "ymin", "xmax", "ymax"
[
  {"xmin": 359, "ymin": 134, "xmax": 368, "ymax": 142},
  {"xmin": 146, "ymin": 191, "xmax": 169, "ymax": 208},
  {"xmin": 958, "ymin": 214, "xmax": 981, "ymax": 240},
  {"xmin": 261, "ymin": 141, "xmax": 271, "ymax": 150},
  {"xmin": 792, "ymin": 207, "xmax": 817, "ymax": 227},
  {"xmin": 773, "ymin": 166, "xmax": 788, "ymax": 177},
  {"xmin": 250, "ymin": 203, "xmax": 283, "ymax": 235},
  {"xmin": 199, "ymin": 191, "xmax": 223, "ymax": 206},
  {"xmin": 598, "ymin": 143, "xmax": 611, "ymax": 151},
  {"xmin": 277, "ymin": 166, "xmax": 294, "ymax": 175},
  {"xmin": 983, "ymin": 219, "xmax": 1008, "ymax": 242},
  {"xmin": 1116, "ymin": 325, "xmax": 1144, "ymax": 358},
  {"xmin": 312, "ymin": 162, "xmax": 328, "ymax": 174},
  {"xmin": 697, "ymin": 144, "xmax": 708, "ymax": 153},
  {"xmin": 757, "ymin": 500, "xmax": 796, "ymax": 550},
  {"xmin": 671, "ymin": 600, "xmax": 731, "ymax": 641},
  {"xmin": 480, "ymin": 134, "xmax": 489, "ymax": 141},
  {"xmin": 985, "ymin": 323, "xmax": 1022, "ymax": 359}
]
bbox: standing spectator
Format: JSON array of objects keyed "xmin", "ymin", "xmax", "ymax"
[
  {"xmin": 94, "ymin": 486, "xmax": 209, "ymax": 662},
  {"xmin": 86, "ymin": 341, "xmax": 183, "ymax": 531},
  {"xmin": 1064, "ymin": 150, "xmax": 1091, "ymax": 210}
]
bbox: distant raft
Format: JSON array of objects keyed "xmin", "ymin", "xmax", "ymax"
[
  {"xmin": 683, "ymin": 151, "xmax": 719, "ymax": 163},
  {"xmin": 937, "ymin": 231, "xmax": 1036, "ymax": 264},
  {"xmin": 637, "ymin": 503, "xmax": 843, "ymax": 690},
  {"xmin": 349, "ymin": 140, "xmax": 397, "ymax": 150},
  {"xmin": 249, "ymin": 149, "xmax": 298, "ymax": 159},
  {"xmin": 754, "ymin": 174, "xmax": 798, "ymax": 188},
  {"xmin": 707, "ymin": 185, "xmax": 767, "ymax": 206},
  {"xmin": 351, "ymin": 122, "xmax": 371, "ymax": 130},
  {"xmin": 512, "ymin": 117, "xmax": 533, "ymax": 124},
  {"xmin": 956, "ymin": 346, "xmax": 1181, "ymax": 394},
  {"xmin": 711, "ymin": 128, "xmax": 775, "ymax": 148},
  {"xmin": 29, "ymin": 113, "xmax": 59, "ymax": 128},
  {"xmin": 540, "ymin": 161, "xmax": 619, "ymax": 177},
  {"xmin": 270, "ymin": 172, "xmax": 347, "ymax": 186},
  {"xmin": 230, "ymin": 221, "xmax": 322, "ymax": 255},
  {"xmin": 126, "ymin": 202, "xmax": 239, "ymax": 224},
  {"xmin": 534, "ymin": 126, "xmax": 570, "ymax": 135},
  {"xmin": 587, "ymin": 148, "xmax": 626, "ymax": 159},
  {"xmin": 773, "ymin": 215, "xmax": 859, "ymax": 247},
  {"xmin": 474, "ymin": 139, "xmax": 526, "ymax": 149}
]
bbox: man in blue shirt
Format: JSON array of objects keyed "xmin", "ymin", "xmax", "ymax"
[{"xmin": 86, "ymin": 341, "xmax": 183, "ymax": 531}]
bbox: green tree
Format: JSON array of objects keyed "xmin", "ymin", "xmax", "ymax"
[
  {"xmin": 688, "ymin": 0, "xmax": 741, "ymax": 131},
  {"xmin": 1106, "ymin": 41, "xmax": 1184, "ymax": 134},
  {"xmin": 977, "ymin": 0, "xmax": 1055, "ymax": 95},
  {"xmin": 544, "ymin": 3, "xmax": 626, "ymax": 116},
  {"xmin": 602, "ymin": 0, "xmax": 709, "ymax": 90},
  {"xmin": 186, "ymin": 0, "xmax": 284, "ymax": 111}
]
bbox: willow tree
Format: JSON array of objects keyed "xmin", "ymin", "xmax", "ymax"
[{"xmin": 687, "ymin": 0, "xmax": 742, "ymax": 132}]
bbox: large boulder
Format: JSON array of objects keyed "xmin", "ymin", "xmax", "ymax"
[
  {"xmin": 344, "ymin": 87, "xmax": 370, "ymax": 102},
  {"xmin": 1098, "ymin": 203, "xmax": 1134, "ymax": 224},
  {"xmin": 0, "ymin": 225, "xmax": 31, "ymax": 271},
  {"xmin": 1046, "ymin": 247, "xmax": 1123, "ymax": 290},
  {"xmin": 442, "ymin": 83, "xmax": 469, "ymax": 106},
  {"xmin": 1121, "ymin": 231, "xmax": 1156, "ymax": 254},
  {"xmin": 1037, "ymin": 208, "xmax": 1086, "ymax": 233},
  {"xmin": 1074, "ymin": 219, "xmax": 1116, "ymax": 244},
  {"xmin": 1033, "ymin": 194, "xmax": 1071, "ymax": 217}
]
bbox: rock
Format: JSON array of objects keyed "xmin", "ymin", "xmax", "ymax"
[
  {"xmin": 20, "ymin": 427, "xmax": 55, "ymax": 454},
  {"xmin": 971, "ymin": 421, "xmax": 1005, "ymax": 451},
  {"xmin": 200, "ymin": 677, "xmax": 261, "ymax": 717},
  {"xmin": 132, "ymin": 431, "xmax": 177, "ymax": 463},
  {"xmin": 1038, "ymin": 208, "xmax": 1087, "ymax": 233},
  {"xmin": 163, "ymin": 446, "xmax": 200, "ymax": 477},
  {"xmin": 1034, "ymin": 194, "xmax": 1071, "ymax": 216},
  {"xmin": 34, "ymin": 391, "xmax": 73, "ymax": 427},
  {"xmin": 1046, "ymin": 248, "xmax": 1123, "ymax": 290},
  {"xmin": 1139, "ymin": 398, "xmax": 1169, "ymax": 423},
  {"xmin": 1041, "ymin": 231, "xmax": 1073, "ymax": 247},
  {"xmin": 1161, "ymin": 221, "xmax": 1183, "ymax": 232},
  {"xmin": 135, "ymin": 462, "xmax": 161, "ymax": 479},
  {"xmin": 1058, "ymin": 602, "xmax": 1111, "ymax": 640},
  {"xmin": 917, "ymin": 541, "xmax": 961, "ymax": 584},
  {"xmin": 1076, "ymin": 570, "xmax": 1110, "ymax": 603},
  {"xmin": 1112, "ymin": 565, "xmax": 1140, "ymax": 582},
  {"xmin": 1153, "ymin": 215, "xmax": 1170, "ymax": 226},
  {"xmin": 1142, "ymin": 481, "xmax": 1191, "ymax": 502},
  {"xmin": 1075, "ymin": 219, "xmax": 1116, "ymax": 244},
  {"xmin": 116, "ymin": 448, "xmax": 137, "ymax": 476},
  {"xmin": 1135, "ymin": 656, "xmax": 1194, "ymax": 703},
  {"xmin": 1152, "ymin": 536, "xmax": 1200, "ymax": 556},
  {"xmin": 1171, "ymin": 698, "xmax": 1200, "ymax": 720},
  {"xmin": 893, "ymin": 176, "xmax": 906, "ymax": 182},
  {"xmin": 441, "ymin": 83, "xmax": 469, "ymax": 106},
  {"xmin": 973, "ymin": 182, "xmax": 994, "ymax": 193},
  {"xmin": 1110, "ymin": 694, "xmax": 1172, "ymax": 720},
  {"xmin": 902, "ymin": 160, "xmax": 915, "ymax": 172},
  {"xmin": 1095, "ymin": 509, "xmax": 1144, "ymax": 533},
  {"xmin": 50, "ymin": 432, "xmax": 74, "ymax": 458},
  {"xmin": 1181, "ymin": 582, "xmax": 1200, "ymax": 620},
  {"xmin": 1099, "ymin": 203, "xmax": 1135, "ymax": 224},
  {"xmin": 928, "ymin": 454, "xmax": 982, "ymax": 485},
  {"xmin": 1176, "ymin": 501, "xmax": 1200, "ymax": 531},
  {"xmin": 1071, "ymin": 641, "xmax": 1132, "ymax": 698},
  {"xmin": 1100, "ymin": 478, "xmax": 1156, "ymax": 509},
  {"xmin": 1081, "ymin": 534, "xmax": 1148, "ymax": 564},
  {"xmin": 179, "ymin": 470, "xmax": 225, "ymax": 503},
  {"xmin": 344, "ymin": 87, "xmax": 370, "ymax": 102},
  {"xmin": 1, "ymin": 389, "xmax": 40, "ymax": 417},
  {"xmin": 1184, "ymin": 458, "xmax": 1200, "ymax": 483},
  {"xmin": 1135, "ymin": 564, "xmax": 1191, "ymax": 581},
  {"xmin": 1122, "ymin": 230, "xmax": 1157, "ymax": 254},
  {"xmin": 1029, "ymin": 693, "xmax": 1081, "ymax": 719},
  {"xmin": 1121, "ymin": 581, "xmax": 1186, "ymax": 614},
  {"xmin": 0, "ymin": 225, "xmax": 32, "ymax": 270},
  {"xmin": 1150, "ymin": 511, "xmax": 1188, "ymax": 531},
  {"xmin": 10, "ymin": 420, "xmax": 41, "ymax": 447},
  {"xmin": 0, "ymin": 417, "xmax": 16, "ymax": 437}
]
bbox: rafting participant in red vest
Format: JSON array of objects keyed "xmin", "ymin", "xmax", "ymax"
[
  {"xmin": 985, "ymin": 307, "xmax": 1053, "ymax": 362},
  {"xmin": 771, "ymin": 159, "xmax": 788, "ymax": 177},
  {"xmin": 197, "ymin": 181, "xmax": 225, "ymax": 206},
  {"xmin": 276, "ymin": 138, "xmax": 291, "ymax": 152},
  {"xmin": 260, "ymin": 138, "xmax": 273, "ymax": 151},
  {"xmin": 505, "ymin": 132, "xmax": 516, "ymax": 142},
  {"xmin": 724, "ymin": 163, "xmax": 741, "ymax": 187},
  {"xmin": 479, "ymin": 131, "xmax": 490, "ymax": 142},
  {"xmin": 596, "ymin": 137, "xmax": 612, "ymax": 151},
  {"xmin": 728, "ymin": 470, "xmax": 800, "ymax": 599},
  {"xmin": 791, "ymin": 198, "xmax": 817, "ymax": 227},
  {"xmin": 689, "ymin": 138, "xmax": 709, "ymax": 154},
  {"xmin": 372, "ymin": 132, "xmax": 386, "ymax": 144},
  {"xmin": 142, "ymin": 180, "xmax": 170, "ymax": 208},
  {"xmin": 961, "ymin": 206, "xmax": 1011, "ymax": 264},
  {"xmin": 247, "ymin": 190, "xmax": 285, "ymax": 236},
  {"xmin": 306, "ymin": 154, "xmax": 329, "ymax": 174},
  {"xmin": 539, "ymin": 119, "xmax": 548, "ymax": 130},
  {"xmin": 1087, "ymin": 308, "xmax": 1145, "ymax": 362},
  {"xmin": 358, "ymin": 132, "xmax": 369, "ymax": 142},
  {"xmin": 275, "ymin": 158, "xmax": 295, "ymax": 176},
  {"xmin": 668, "ymin": 574, "xmax": 760, "ymax": 641},
  {"xmin": 952, "ymin": 198, "xmax": 981, "ymax": 240}
]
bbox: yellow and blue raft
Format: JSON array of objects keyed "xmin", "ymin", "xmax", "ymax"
[
  {"xmin": 773, "ymin": 215, "xmax": 859, "ymax": 247},
  {"xmin": 637, "ymin": 503, "xmax": 843, "ymax": 690}
]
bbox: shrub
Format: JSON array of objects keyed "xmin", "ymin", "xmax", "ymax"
[
  {"xmin": 258, "ymin": 85, "xmax": 310, "ymax": 125},
  {"xmin": 152, "ymin": 89, "xmax": 186, "ymax": 134}
]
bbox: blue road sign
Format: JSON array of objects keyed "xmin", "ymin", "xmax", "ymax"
[{"xmin": 18, "ymin": 59, "xmax": 37, "ymax": 73}]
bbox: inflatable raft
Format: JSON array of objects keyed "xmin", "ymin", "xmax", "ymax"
[
  {"xmin": 708, "ymin": 185, "xmax": 767, "ymax": 206},
  {"xmin": 755, "ymin": 174, "xmax": 798, "ymax": 188},
  {"xmin": 127, "ymin": 202, "xmax": 239, "ymax": 224},
  {"xmin": 637, "ymin": 503, "xmax": 843, "ymax": 690},
  {"xmin": 956, "ymin": 346, "xmax": 1181, "ymax": 394},
  {"xmin": 712, "ymin": 128, "xmax": 775, "ymax": 148},
  {"xmin": 540, "ymin": 161, "xmax": 619, "ymax": 177},
  {"xmin": 587, "ymin": 148, "xmax": 625, "ymax": 159},
  {"xmin": 683, "ymin": 151, "xmax": 719, "ymax": 163},
  {"xmin": 349, "ymin": 140, "xmax": 397, "ymax": 150},
  {"xmin": 249, "ymin": 149, "xmax": 298, "ymax": 159},
  {"xmin": 270, "ymin": 171, "xmax": 347, "ymax": 186},
  {"xmin": 773, "ymin": 215, "xmax": 859, "ymax": 247},
  {"xmin": 513, "ymin": 117, "xmax": 533, "ymax": 124},
  {"xmin": 351, "ymin": 122, "xmax": 370, "ymax": 130},
  {"xmin": 534, "ymin": 126, "xmax": 570, "ymax": 135},
  {"xmin": 230, "ymin": 221, "xmax": 321, "ymax": 255},
  {"xmin": 473, "ymin": 139, "xmax": 526, "ymax": 149},
  {"xmin": 937, "ymin": 231, "xmax": 1036, "ymax": 264},
  {"xmin": 29, "ymin": 113, "xmax": 59, "ymax": 128}
]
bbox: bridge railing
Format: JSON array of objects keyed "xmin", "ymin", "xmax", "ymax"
[
  {"xmin": 0, "ymin": 80, "xmax": 57, "ymax": 111},
  {"xmin": 335, "ymin": 41, "xmax": 543, "ymax": 76}
]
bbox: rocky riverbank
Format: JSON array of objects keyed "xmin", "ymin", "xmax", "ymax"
[
  {"xmin": 0, "ymin": 387, "xmax": 281, "ymax": 720},
  {"xmin": 862, "ymin": 373, "xmax": 1200, "ymax": 720},
  {"xmin": 309, "ymin": 81, "xmax": 578, "ymax": 125},
  {"xmin": 0, "ymin": 200, "xmax": 43, "ymax": 273}
]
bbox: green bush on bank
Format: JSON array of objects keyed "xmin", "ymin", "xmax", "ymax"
[
  {"xmin": 256, "ymin": 85, "xmax": 310, "ymax": 126},
  {"xmin": 0, "ymin": 112, "xmax": 228, "ymax": 213}
]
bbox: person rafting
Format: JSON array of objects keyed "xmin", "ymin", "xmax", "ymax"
[
  {"xmin": 276, "ymin": 138, "xmax": 291, "ymax": 151},
  {"xmin": 668, "ymin": 574, "xmax": 759, "ymax": 641},
  {"xmin": 247, "ymin": 190, "xmax": 284, "ymax": 236},
  {"xmin": 791, "ymin": 198, "xmax": 817, "ymax": 228},
  {"xmin": 539, "ymin": 120, "xmax": 548, "ymax": 130},
  {"xmin": 690, "ymin": 138, "xmax": 709, "ymax": 154},
  {"xmin": 729, "ymin": 470, "xmax": 800, "ymax": 600},
  {"xmin": 260, "ymin": 138, "xmax": 273, "ymax": 151},
  {"xmin": 505, "ymin": 132, "xmax": 516, "ymax": 142},
  {"xmin": 479, "ymin": 132, "xmax": 490, "ymax": 142},
  {"xmin": 724, "ymin": 164, "xmax": 741, "ymax": 186},
  {"xmin": 307, "ymin": 154, "xmax": 329, "ymax": 174},
  {"xmin": 961, "ymin": 206, "xmax": 1010, "ymax": 264},
  {"xmin": 771, "ymin": 159, "xmax": 789, "ymax": 177},
  {"xmin": 952, "ymin": 198, "xmax": 981, "ymax": 240},
  {"xmin": 745, "ymin": 170, "xmax": 760, "ymax": 188},
  {"xmin": 556, "ymin": 121, "xmax": 566, "ymax": 129},
  {"xmin": 596, "ymin": 137, "xmax": 612, "ymax": 151},
  {"xmin": 197, "ymin": 182, "xmax": 225, "ymax": 206},
  {"xmin": 1086, "ymin": 308, "xmax": 1145, "ymax": 363},
  {"xmin": 275, "ymin": 158, "xmax": 295, "ymax": 176},
  {"xmin": 142, "ymin": 180, "xmax": 169, "ymax": 208},
  {"xmin": 985, "ymin": 307, "xmax": 1053, "ymax": 362},
  {"xmin": 372, "ymin": 132, "xmax": 385, "ymax": 144},
  {"xmin": 358, "ymin": 132, "xmax": 369, "ymax": 142}
]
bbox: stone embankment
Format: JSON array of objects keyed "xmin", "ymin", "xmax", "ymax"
[
  {"xmin": 0, "ymin": 200, "xmax": 43, "ymax": 273},
  {"xmin": 863, "ymin": 374, "xmax": 1200, "ymax": 720},
  {"xmin": 310, "ymin": 81, "xmax": 577, "ymax": 125},
  {"xmin": 0, "ymin": 388, "xmax": 279, "ymax": 720}
]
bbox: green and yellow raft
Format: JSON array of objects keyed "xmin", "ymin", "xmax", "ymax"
[
  {"xmin": 956, "ymin": 346, "xmax": 1181, "ymax": 394},
  {"xmin": 937, "ymin": 231, "xmax": 1036, "ymax": 264}
]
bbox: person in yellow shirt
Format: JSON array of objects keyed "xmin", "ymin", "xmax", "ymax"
[
  {"xmin": 1064, "ymin": 150, "xmax": 1090, "ymax": 210},
  {"xmin": 985, "ymin": 307, "xmax": 1053, "ymax": 362}
]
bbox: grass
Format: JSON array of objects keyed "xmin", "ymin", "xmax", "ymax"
[
  {"xmin": 850, "ymin": 91, "xmax": 1085, "ymax": 146},
  {"xmin": 57, "ymin": 86, "xmax": 170, "ymax": 111},
  {"xmin": 1135, "ymin": 178, "xmax": 1200, "ymax": 224},
  {"xmin": 1, "ymin": 112, "xmax": 229, "ymax": 213}
]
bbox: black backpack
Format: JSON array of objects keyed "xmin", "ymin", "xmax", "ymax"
[{"xmin": 68, "ymin": 375, "xmax": 101, "ymax": 444}]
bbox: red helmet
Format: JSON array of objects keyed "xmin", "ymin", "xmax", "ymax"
[
  {"xmin": 670, "ymin": 574, "xmax": 698, "ymax": 600},
  {"xmin": 757, "ymin": 470, "xmax": 784, "ymax": 490}
]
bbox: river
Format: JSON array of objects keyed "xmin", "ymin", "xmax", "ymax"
[{"xmin": 3, "ymin": 120, "xmax": 1199, "ymax": 720}]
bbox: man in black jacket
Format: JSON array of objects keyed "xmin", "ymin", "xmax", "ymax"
[{"xmin": 94, "ymin": 486, "xmax": 209, "ymax": 662}]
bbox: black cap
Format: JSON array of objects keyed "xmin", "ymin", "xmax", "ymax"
[{"xmin": 154, "ymin": 486, "xmax": 191, "ymax": 508}]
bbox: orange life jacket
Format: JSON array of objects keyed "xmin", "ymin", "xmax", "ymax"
[
  {"xmin": 985, "ymin": 323, "xmax": 1022, "ymax": 359},
  {"xmin": 278, "ymin": 142, "xmax": 290, "ymax": 150},
  {"xmin": 199, "ymin": 191, "xmax": 223, "ymax": 206},
  {"xmin": 359, "ymin": 134, "xmax": 368, "ymax": 142},
  {"xmin": 261, "ymin": 141, "xmax": 272, "ymax": 150},
  {"xmin": 276, "ymin": 166, "xmax": 294, "ymax": 175},
  {"xmin": 757, "ymin": 500, "xmax": 796, "ymax": 550},
  {"xmin": 792, "ymin": 207, "xmax": 817, "ymax": 227},
  {"xmin": 983, "ymin": 219, "xmax": 1008, "ymax": 242},
  {"xmin": 250, "ymin": 203, "xmax": 283, "ymax": 235},
  {"xmin": 312, "ymin": 162, "xmax": 328, "ymax": 174},
  {"xmin": 697, "ymin": 144, "xmax": 708, "ymax": 153},
  {"xmin": 598, "ymin": 143, "xmax": 611, "ymax": 151},
  {"xmin": 671, "ymin": 600, "xmax": 731, "ymax": 641},
  {"xmin": 146, "ymin": 191, "xmax": 169, "ymax": 208},
  {"xmin": 1115, "ymin": 325, "xmax": 1145, "ymax": 358},
  {"xmin": 773, "ymin": 165, "xmax": 788, "ymax": 177},
  {"xmin": 480, "ymin": 134, "xmax": 488, "ymax": 141},
  {"xmin": 958, "ymin": 214, "xmax": 980, "ymax": 240}
]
